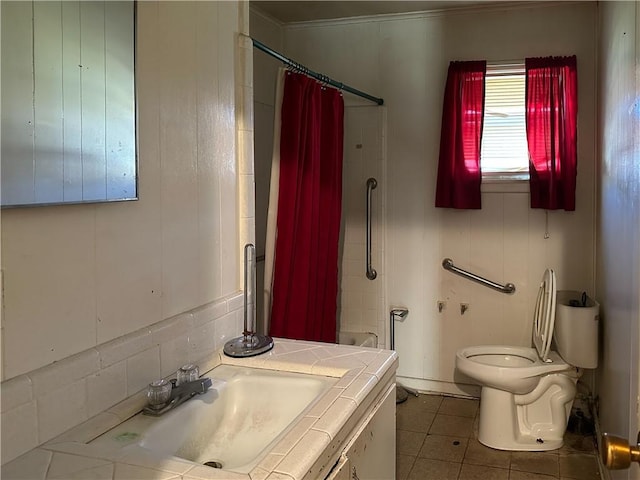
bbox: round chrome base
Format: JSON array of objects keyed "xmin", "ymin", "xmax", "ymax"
[{"xmin": 223, "ymin": 334, "xmax": 274, "ymax": 358}]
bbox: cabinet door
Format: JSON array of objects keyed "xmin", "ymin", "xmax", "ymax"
[{"xmin": 345, "ymin": 383, "xmax": 396, "ymax": 480}]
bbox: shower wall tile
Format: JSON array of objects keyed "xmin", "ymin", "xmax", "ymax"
[{"xmin": 338, "ymin": 107, "xmax": 386, "ymax": 344}]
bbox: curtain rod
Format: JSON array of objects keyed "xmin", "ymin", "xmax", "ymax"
[{"xmin": 250, "ymin": 37, "xmax": 384, "ymax": 106}]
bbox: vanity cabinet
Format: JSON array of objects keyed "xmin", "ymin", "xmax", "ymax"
[{"xmin": 325, "ymin": 382, "xmax": 396, "ymax": 480}]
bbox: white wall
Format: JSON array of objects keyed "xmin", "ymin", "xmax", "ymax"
[
  {"xmin": 279, "ymin": 2, "xmax": 597, "ymax": 393},
  {"xmin": 0, "ymin": 1, "xmax": 248, "ymax": 380},
  {"xmin": 597, "ymin": 3, "xmax": 640, "ymax": 479}
]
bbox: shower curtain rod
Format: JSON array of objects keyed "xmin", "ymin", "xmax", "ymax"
[{"xmin": 250, "ymin": 37, "xmax": 384, "ymax": 106}]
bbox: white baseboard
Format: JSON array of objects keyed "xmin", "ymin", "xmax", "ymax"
[{"xmin": 396, "ymin": 375, "xmax": 481, "ymax": 398}]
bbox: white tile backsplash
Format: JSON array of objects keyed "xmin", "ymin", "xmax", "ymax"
[
  {"xmin": 191, "ymin": 300, "xmax": 227, "ymax": 328},
  {"xmin": 0, "ymin": 401, "xmax": 38, "ymax": 465},
  {"xmin": 29, "ymin": 349, "xmax": 100, "ymax": 399},
  {"xmin": 0, "ymin": 292, "xmax": 244, "ymax": 465},
  {"xmin": 218, "ymin": 310, "xmax": 242, "ymax": 347},
  {"xmin": 151, "ymin": 312, "xmax": 194, "ymax": 345},
  {"xmin": 37, "ymin": 379, "xmax": 88, "ymax": 444},
  {"xmin": 159, "ymin": 334, "xmax": 191, "ymax": 378},
  {"xmin": 97, "ymin": 329, "xmax": 153, "ymax": 369},
  {"xmin": 126, "ymin": 347, "xmax": 161, "ymax": 396},
  {"xmin": 187, "ymin": 322, "xmax": 217, "ymax": 363},
  {"xmin": 0, "ymin": 375, "xmax": 33, "ymax": 413},
  {"xmin": 86, "ymin": 362, "xmax": 127, "ymax": 418}
]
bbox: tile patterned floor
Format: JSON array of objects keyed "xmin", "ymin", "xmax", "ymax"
[{"xmin": 396, "ymin": 394, "xmax": 602, "ymax": 480}]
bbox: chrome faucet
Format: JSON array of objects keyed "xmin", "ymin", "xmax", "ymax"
[{"xmin": 143, "ymin": 377, "xmax": 213, "ymax": 417}]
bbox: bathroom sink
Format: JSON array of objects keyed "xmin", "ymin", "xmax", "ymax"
[{"xmin": 90, "ymin": 364, "xmax": 335, "ymax": 473}]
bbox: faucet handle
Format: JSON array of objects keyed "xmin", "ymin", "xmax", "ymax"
[
  {"xmin": 147, "ymin": 379, "xmax": 172, "ymax": 409},
  {"xmin": 176, "ymin": 364, "xmax": 199, "ymax": 385}
]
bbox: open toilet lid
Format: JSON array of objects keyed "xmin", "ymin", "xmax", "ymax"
[{"xmin": 532, "ymin": 269, "xmax": 557, "ymax": 362}]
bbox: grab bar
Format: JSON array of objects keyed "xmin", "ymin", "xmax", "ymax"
[
  {"xmin": 366, "ymin": 178, "xmax": 377, "ymax": 280},
  {"xmin": 442, "ymin": 258, "xmax": 516, "ymax": 294}
]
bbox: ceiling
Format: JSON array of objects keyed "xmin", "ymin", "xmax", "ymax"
[{"xmin": 250, "ymin": 1, "xmax": 513, "ymax": 23}]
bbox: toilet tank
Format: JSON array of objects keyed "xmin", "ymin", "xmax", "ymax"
[{"xmin": 554, "ymin": 290, "xmax": 599, "ymax": 368}]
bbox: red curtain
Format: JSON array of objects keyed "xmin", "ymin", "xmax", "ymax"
[
  {"xmin": 435, "ymin": 61, "xmax": 486, "ymax": 209},
  {"xmin": 525, "ymin": 56, "xmax": 578, "ymax": 211},
  {"xmin": 269, "ymin": 71, "xmax": 344, "ymax": 343}
]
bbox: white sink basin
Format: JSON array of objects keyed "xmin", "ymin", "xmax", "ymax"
[{"xmin": 90, "ymin": 364, "xmax": 335, "ymax": 473}]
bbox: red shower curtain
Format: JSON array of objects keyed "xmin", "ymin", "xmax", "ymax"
[
  {"xmin": 525, "ymin": 56, "xmax": 578, "ymax": 211},
  {"xmin": 269, "ymin": 71, "xmax": 344, "ymax": 343}
]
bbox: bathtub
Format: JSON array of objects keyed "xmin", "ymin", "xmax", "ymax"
[{"xmin": 338, "ymin": 331, "xmax": 378, "ymax": 348}]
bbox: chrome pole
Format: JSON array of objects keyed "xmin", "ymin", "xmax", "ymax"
[
  {"xmin": 366, "ymin": 178, "xmax": 378, "ymax": 280},
  {"xmin": 251, "ymin": 37, "xmax": 384, "ymax": 106}
]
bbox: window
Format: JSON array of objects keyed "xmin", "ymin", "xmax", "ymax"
[{"xmin": 480, "ymin": 62, "xmax": 529, "ymax": 181}]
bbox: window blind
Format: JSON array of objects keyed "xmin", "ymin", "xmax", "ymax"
[{"xmin": 481, "ymin": 62, "xmax": 529, "ymax": 176}]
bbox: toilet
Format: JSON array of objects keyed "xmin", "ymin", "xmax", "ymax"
[{"xmin": 455, "ymin": 269, "xmax": 599, "ymax": 451}]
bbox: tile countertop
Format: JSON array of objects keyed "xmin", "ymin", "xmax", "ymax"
[{"xmin": 2, "ymin": 338, "xmax": 398, "ymax": 480}]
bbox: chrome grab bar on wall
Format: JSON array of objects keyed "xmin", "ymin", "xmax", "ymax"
[
  {"xmin": 442, "ymin": 258, "xmax": 516, "ymax": 294},
  {"xmin": 366, "ymin": 178, "xmax": 378, "ymax": 280}
]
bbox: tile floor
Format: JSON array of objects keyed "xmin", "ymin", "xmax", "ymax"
[{"xmin": 396, "ymin": 393, "xmax": 602, "ymax": 480}]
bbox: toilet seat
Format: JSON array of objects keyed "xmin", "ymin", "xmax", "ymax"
[{"xmin": 532, "ymin": 269, "xmax": 556, "ymax": 362}]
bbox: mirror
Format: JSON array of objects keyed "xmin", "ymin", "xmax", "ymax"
[{"xmin": 1, "ymin": 1, "xmax": 137, "ymax": 207}]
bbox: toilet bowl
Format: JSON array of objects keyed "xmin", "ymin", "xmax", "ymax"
[
  {"xmin": 455, "ymin": 269, "xmax": 599, "ymax": 451},
  {"xmin": 456, "ymin": 346, "xmax": 570, "ymax": 395}
]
